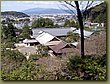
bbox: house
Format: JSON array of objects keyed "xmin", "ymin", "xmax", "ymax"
[
  {"xmin": 36, "ymin": 31, "xmax": 55, "ymax": 45},
  {"xmin": 35, "ymin": 31, "xmax": 78, "ymax": 55},
  {"xmin": 36, "ymin": 31, "xmax": 61, "ymax": 45},
  {"xmin": 14, "ymin": 39, "xmax": 38, "ymax": 47},
  {"xmin": 48, "ymin": 41, "xmax": 76, "ymax": 55},
  {"xmin": 23, "ymin": 39, "xmax": 38, "ymax": 47}
]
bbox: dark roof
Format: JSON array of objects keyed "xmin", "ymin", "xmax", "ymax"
[{"xmin": 49, "ymin": 41, "xmax": 75, "ymax": 54}]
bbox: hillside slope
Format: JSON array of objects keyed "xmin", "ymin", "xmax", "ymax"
[
  {"xmin": 77, "ymin": 31, "xmax": 106, "ymax": 56},
  {"xmin": 1, "ymin": 11, "xmax": 30, "ymax": 18}
]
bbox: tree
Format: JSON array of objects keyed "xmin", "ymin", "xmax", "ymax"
[
  {"xmin": 74, "ymin": 1, "xmax": 84, "ymax": 57},
  {"xmin": 32, "ymin": 18, "xmax": 54, "ymax": 28},
  {"xmin": 64, "ymin": 19, "xmax": 76, "ymax": 27},
  {"xmin": 62, "ymin": 1, "xmax": 102, "ymax": 57},
  {"xmin": 22, "ymin": 24, "xmax": 32, "ymax": 39},
  {"xmin": 1, "ymin": 23, "xmax": 16, "ymax": 43},
  {"xmin": 62, "ymin": 1, "xmax": 85, "ymax": 57}
]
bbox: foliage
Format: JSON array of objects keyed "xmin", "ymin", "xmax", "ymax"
[
  {"xmin": 1, "ymin": 23, "xmax": 18, "ymax": 45},
  {"xmin": 83, "ymin": 2, "xmax": 106, "ymax": 24},
  {"xmin": 1, "ymin": 49, "xmax": 26, "ymax": 62},
  {"xmin": 58, "ymin": 54, "xmax": 107, "ymax": 80},
  {"xmin": 21, "ymin": 24, "xmax": 32, "ymax": 39},
  {"xmin": 64, "ymin": 19, "xmax": 78, "ymax": 27},
  {"xmin": 2, "ymin": 23, "xmax": 16, "ymax": 39},
  {"xmin": 1, "ymin": 61, "xmax": 45, "ymax": 80},
  {"xmin": 29, "ymin": 54, "xmax": 43, "ymax": 61},
  {"xmin": 32, "ymin": 18, "xmax": 54, "ymax": 28},
  {"xmin": 60, "ymin": 32, "xmax": 79, "ymax": 43},
  {"xmin": 3, "ymin": 42, "xmax": 15, "ymax": 48},
  {"xmin": 37, "ymin": 44, "xmax": 48, "ymax": 56},
  {"xmin": 1, "ymin": 49, "xmax": 45, "ymax": 80},
  {"xmin": 84, "ymin": 27, "xmax": 92, "ymax": 31}
]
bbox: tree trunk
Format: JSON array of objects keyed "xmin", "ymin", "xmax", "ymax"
[{"xmin": 74, "ymin": 1, "xmax": 84, "ymax": 57}]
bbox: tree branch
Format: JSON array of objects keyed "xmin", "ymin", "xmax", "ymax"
[
  {"xmin": 85, "ymin": 1, "xmax": 94, "ymax": 10},
  {"xmin": 65, "ymin": 1, "xmax": 77, "ymax": 9}
]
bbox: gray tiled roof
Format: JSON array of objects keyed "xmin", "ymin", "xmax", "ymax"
[{"xmin": 32, "ymin": 27, "xmax": 76, "ymax": 38}]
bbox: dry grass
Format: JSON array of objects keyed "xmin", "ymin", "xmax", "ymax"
[{"xmin": 77, "ymin": 31, "xmax": 106, "ymax": 56}]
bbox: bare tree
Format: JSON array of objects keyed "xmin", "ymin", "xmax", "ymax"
[
  {"xmin": 74, "ymin": 1, "xmax": 84, "ymax": 57},
  {"xmin": 60, "ymin": 1, "xmax": 102, "ymax": 57}
]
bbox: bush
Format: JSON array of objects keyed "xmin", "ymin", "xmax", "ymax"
[
  {"xmin": 58, "ymin": 55, "xmax": 107, "ymax": 80},
  {"xmin": 1, "ymin": 61, "xmax": 45, "ymax": 80}
]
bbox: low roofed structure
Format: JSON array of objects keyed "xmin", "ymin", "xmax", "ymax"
[
  {"xmin": 73, "ymin": 29, "xmax": 93, "ymax": 38},
  {"xmin": 48, "ymin": 41, "xmax": 76, "ymax": 54},
  {"xmin": 32, "ymin": 27, "xmax": 76, "ymax": 38},
  {"xmin": 36, "ymin": 31, "xmax": 55, "ymax": 45},
  {"xmin": 23, "ymin": 39, "xmax": 38, "ymax": 43}
]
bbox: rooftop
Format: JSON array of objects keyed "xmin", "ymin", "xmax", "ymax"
[
  {"xmin": 32, "ymin": 27, "xmax": 76, "ymax": 38},
  {"xmin": 23, "ymin": 39, "xmax": 38, "ymax": 43},
  {"xmin": 73, "ymin": 29, "xmax": 93, "ymax": 38},
  {"xmin": 36, "ymin": 32, "xmax": 55, "ymax": 45}
]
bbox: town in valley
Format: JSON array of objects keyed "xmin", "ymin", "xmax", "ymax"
[{"xmin": 1, "ymin": 1, "xmax": 107, "ymax": 80}]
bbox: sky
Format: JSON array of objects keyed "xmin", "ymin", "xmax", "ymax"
[{"xmin": 1, "ymin": 1, "xmax": 103, "ymax": 12}]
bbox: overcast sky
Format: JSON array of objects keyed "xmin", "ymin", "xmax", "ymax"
[{"xmin": 1, "ymin": 1, "xmax": 103, "ymax": 12}]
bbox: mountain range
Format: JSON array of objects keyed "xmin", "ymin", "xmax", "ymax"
[{"xmin": 22, "ymin": 8, "xmax": 75, "ymax": 15}]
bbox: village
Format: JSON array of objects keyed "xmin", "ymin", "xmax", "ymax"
[
  {"xmin": 2, "ymin": 20, "xmax": 104, "ymax": 57},
  {"xmin": 1, "ymin": 12, "xmax": 105, "ymax": 59},
  {"xmin": 1, "ymin": 1, "xmax": 107, "ymax": 80}
]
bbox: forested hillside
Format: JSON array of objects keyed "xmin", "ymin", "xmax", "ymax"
[{"xmin": 83, "ymin": 2, "xmax": 106, "ymax": 23}]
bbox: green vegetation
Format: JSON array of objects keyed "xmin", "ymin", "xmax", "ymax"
[
  {"xmin": 1, "ymin": 49, "xmax": 45, "ymax": 80},
  {"xmin": 56, "ymin": 54, "xmax": 106, "ymax": 80},
  {"xmin": 64, "ymin": 19, "xmax": 79, "ymax": 28},
  {"xmin": 1, "ymin": 49, "xmax": 106, "ymax": 80},
  {"xmin": 83, "ymin": 2, "xmax": 106, "ymax": 24},
  {"xmin": 37, "ymin": 44, "xmax": 48, "ymax": 56},
  {"xmin": 32, "ymin": 18, "xmax": 54, "ymax": 28},
  {"xmin": 21, "ymin": 24, "xmax": 32, "ymax": 39},
  {"xmin": 1, "ymin": 23, "xmax": 18, "ymax": 49},
  {"xmin": 84, "ymin": 27, "xmax": 92, "ymax": 31},
  {"xmin": 1, "ymin": 2, "xmax": 106, "ymax": 80},
  {"xmin": 1, "ymin": 23, "xmax": 16, "ymax": 41},
  {"xmin": 1, "ymin": 61, "xmax": 45, "ymax": 80},
  {"xmin": 60, "ymin": 32, "xmax": 79, "ymax": 43}
]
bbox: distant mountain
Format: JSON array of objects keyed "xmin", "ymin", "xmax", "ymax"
[
  {"xmin": 1, "ymin": 11, "xmax": 30, "ymax": 18},
  {"xmin": 22, "ymin": 8, "xmax": 75, "ymax": 15}
]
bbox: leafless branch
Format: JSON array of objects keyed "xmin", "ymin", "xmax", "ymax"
[
  {"xmin": 85, "ymin": 1, "xmax": 94, "ymax": 10},
  {"xmin": 65, "ymin": 1, "xmax": 77, "ymax": 9}
]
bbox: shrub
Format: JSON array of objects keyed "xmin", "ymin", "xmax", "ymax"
[{"xmin": 58, "ymin": 55, "xmax": 107, "ymax": 80}]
